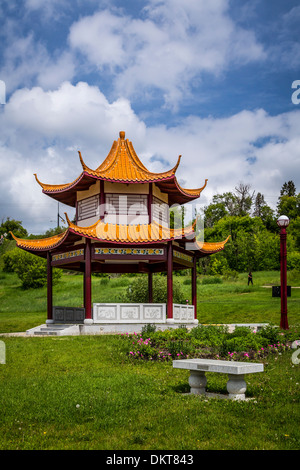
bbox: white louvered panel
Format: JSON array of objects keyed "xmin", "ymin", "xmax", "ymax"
[
  {"xmin": 153, "ymin": 196, "xmax": 169, "ymax": 224},
  {"xmin": 78, "ymin": 195, "xmax": 99, "ymax": 221},
  {"xmin": 106, "ymin": 194, "xmax": 148, "ymax": 216}
]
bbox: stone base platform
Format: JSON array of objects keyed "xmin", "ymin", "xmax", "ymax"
[
  {"xmin": 26, "ymin": 321, "xmax": 269, "ymax": 336},
  {"xmin": 26, "ymin": 321, "xmax": 198, "ymax": 336}
]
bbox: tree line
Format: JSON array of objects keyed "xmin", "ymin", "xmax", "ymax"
[
  {"xmin": 1, "ymin": 180, "xmax": 299, "ymax": 286},
  {"xmin": 199, "ymin": 181, "xmax": 300, "ymax": 275}
]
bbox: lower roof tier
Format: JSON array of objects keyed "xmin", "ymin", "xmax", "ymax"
[{"xmin": 10, "ymin": 217, "xmax": 230, "ymax": 260}]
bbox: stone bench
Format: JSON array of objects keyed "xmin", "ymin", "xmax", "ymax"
[{"xmin": 173, "ymin": 359, "xmax": 264, "ymax": 400}]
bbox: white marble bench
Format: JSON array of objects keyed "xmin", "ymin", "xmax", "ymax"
[{"xmin": 173, "ymin": 359, "xmax": 264, "ymax": 400}]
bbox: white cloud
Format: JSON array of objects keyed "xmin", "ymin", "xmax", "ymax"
[
  {"xmin": 69, "ymin": 0, "xmax": 265, "ymax": 108},
  {"xmin": 144, "ymin": 108, "xmax": 300, "ymax": 208},
  {"xmin": 0, "ymin": 81, "xmax": 146, "ymax": 233},
  {"xmin": 0, "ymin": 28, "xmax": 75, "ymax": 93},
  {"xmin": 1, "ymin": 80, "xmax": 299, "ymax": 234}
]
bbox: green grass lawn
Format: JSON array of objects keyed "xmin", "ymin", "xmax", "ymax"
[
  {"xmin": 0, "ymin": 335, "xmax": 299, "ymax": 450},
  {"xmin": 0, "ymin": 270, "xmax": 299, "ymax": 450},
  {"xmin": 0, "ymin": 270, "xmax": 299, "ymax": 333}
]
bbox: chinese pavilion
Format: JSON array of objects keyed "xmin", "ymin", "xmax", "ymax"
[{"xmin": 12, "ymin": 131, "xmax": 230, "ymax": 334}]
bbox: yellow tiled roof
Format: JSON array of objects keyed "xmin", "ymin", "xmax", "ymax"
[
  {"xmin": 195, "ymin": 236, "xmax": 231, "ymax": 253},
  {"xmin": 11, "ymin": 216, "xmax": 230, "ymax": 255},
  {"xmin": 10, "ymin": 230, "xmax": 69, "ymax": 251},
  {"xmin": 34, "ymin": 131, "xmax": 207, "ymax": 200},
  {"xmin": 66, "ymin": 214, "xmax": 194, "ymax": 243}
]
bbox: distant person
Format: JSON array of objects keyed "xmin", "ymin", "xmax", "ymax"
[{"xmin": 248, "ymin": 272, "xmax": 253, "ymax": 285}]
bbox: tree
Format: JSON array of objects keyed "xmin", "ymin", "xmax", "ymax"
[
  {"xmin": 277, "ymin": 181, "xmax": 300, "ymax": 220},
  {"xmin": 204, "ymin": 183, "xmax": 255, "ymax": 226},
  {"xmin": 253, "ymin": 192, "xmax": 276, "ymax": 231},
  {"xmin": 3, "ymin": 248, "xmax": 61, "ymax": 289},
  {"xmin": 280, "ymin": 181, "xmax": 296, "ymax": 197},
  {"xmin": 234, "ymin": 183, "xmax": 255, "ymax": 217},
  {"xmin": 203, "ymin": 215, "xmax": 280, "ymax": 272},
  {"xmin": 0, "ymin": 218, "xmax": 28, "ymax": 240}
]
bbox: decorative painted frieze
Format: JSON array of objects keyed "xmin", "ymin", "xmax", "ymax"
[
  {"xmin": 52, "ymin": 248, "xmax": 84, "ymax": 262},
  {"xmin": 94, "ymin": 247, "xmax": 164, "ymax": 256}
]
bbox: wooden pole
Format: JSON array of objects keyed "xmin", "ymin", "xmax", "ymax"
[
  {"xmin": 148, "ymin": 183, "xmax": 153, "ymax": 224},
  {"xmin": 84, "ymin": 238, "xmax": 92, "ymax": 323},
  {"xmin": 192, "ymin": 256, "xmax": 197, "ymax": 320},
  {"xmin": 100, "ymin": 180, "xmax": 105, "ymax": 220}
]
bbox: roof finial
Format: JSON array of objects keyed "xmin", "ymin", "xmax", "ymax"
[{"xmin": 119, "ymin": 131, "xmax": 125, "ymax": 140}]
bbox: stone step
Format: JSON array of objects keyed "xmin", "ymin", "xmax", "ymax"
[{"xmin": 28, "ymin": 324, "xmax": 80, "ymax": 336}]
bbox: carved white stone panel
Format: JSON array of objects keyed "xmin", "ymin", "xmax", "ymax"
[
  {"xmin": 93, "ymin": 304, "xmax": 118, "ymax": 322},
  {"xmin": 120, "ymin": 305, "xmax": 140, "ymax": 321},
  {"xmin": 144, "ymin": 304, "xmax": 165, "ymax": 321},
  {"xmin": 173, "ymin": 304, "xmax": 195, "ymax": 322}
]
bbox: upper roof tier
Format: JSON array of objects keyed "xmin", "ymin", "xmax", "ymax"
[{"xmin": 34, "ymin": 131, "xmax": 208, "ymax": 206}]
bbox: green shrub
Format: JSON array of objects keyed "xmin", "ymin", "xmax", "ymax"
[
  {"xmin": 256, "ymin": 325, "xmax": 279, "ymax": 345},
  {"xmin": 113, "ymin": 278, "xmax": 130, "ymax": 287},
  {"xmin": 190, "ymin": 325, "xmax": 227, "ymax": 347},
  {"xmin": 141, "ymin": 323, "xmax": 157, "ymax": 335},
  {"xmin": 166, "ymin": 339, "xmax": 194, "ymax": 358},
  {"xmin": 230, "ymin": 326, "xmax": 253, "ymax": 338},
  {"xmin": 287, "ymin": 251, "xmax": 300, "ymax": 271},
  {"xmin": 220, "ymin": 336, "xmax": 261, "ymax": 354},
  {"xmin": 122, "ymin": 275, "xmax": 185, "ymax": 304},
  {"xmin": 3, "ymin": 248, "xmax": 61, "ymax": 289}
]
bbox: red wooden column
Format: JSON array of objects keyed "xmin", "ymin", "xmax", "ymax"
[
  {"xmin": 84, "ymin": 238, "xmax": 93, "ymax": 324},
  {"xmin": 167, "ymin": 241, "xmax": 173, "ymax": 320},
  {"xmin": 148, "ymin": 271, "xmax": 153, "ymax": 303},
  {"xmin": 192, "ymin": 256, "xmax": 197, "ymax": 321},
  {"xmin": 148, "ymin": 183, "xmax": 153, "ymax": 224},
  {"xmin": 100, "ymin": 180, "xmax": 105, "ymax": 220},
  {"xmin": 46, "ymin": 251, "xmax": 53, "ymax": 324}
]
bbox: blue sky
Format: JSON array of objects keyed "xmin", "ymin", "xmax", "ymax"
[{"xmin": 0, "ymin": 0, "xmax": 300, "ymax": 234}]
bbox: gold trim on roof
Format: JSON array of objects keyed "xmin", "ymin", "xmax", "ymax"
[
  {"xmin": 34, "ymin": 172, "xmax": 85, "ymax": 193},
  {"xmin": 65, "ymin": 213, "xmax": 195, "ymax": 243},
  {"xmin": 196, "ymin": 235, "xmax": 231, "ymax": 253},
  {"xmin": 10, "ymin": 230, "xmax": 69, "ymax": 251},
  {"xmin": 79, "ymin": 133, "xmax": 182, "ymax": 182},
  {"xmin": 10, "ymin": 221, "xmax": 230, "ymax": 254}
]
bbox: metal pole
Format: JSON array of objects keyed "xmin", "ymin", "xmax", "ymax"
[{"xmin": 280, "ymin": 227, "xmax": 289, "ymax": 330}]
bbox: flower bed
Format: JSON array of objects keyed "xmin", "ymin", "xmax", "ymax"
[{"xmin": 118, "ymin": 324, "xmax": 299, "ymax": 362}]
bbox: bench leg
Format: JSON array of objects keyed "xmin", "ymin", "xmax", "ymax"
[
  {"xmin": 226, "ymin": 374, "xmax": 247, "ymax": 400},
  {"xmin": 189, "ymin": 371, "xmax": 207, "ymax": 395}
]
